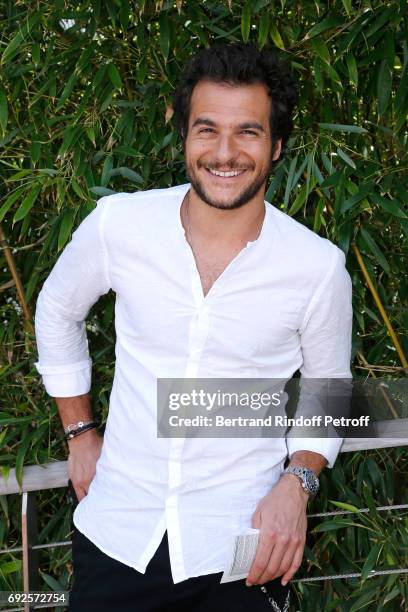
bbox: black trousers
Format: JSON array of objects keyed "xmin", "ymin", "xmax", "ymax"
[{"xmin": 69, "ymin": 525, "xmax": 290, "ymax": 612}]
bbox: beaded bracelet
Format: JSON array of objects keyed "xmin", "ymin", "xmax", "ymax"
[{"xmin": 64, "ymin": 421, "xmax": 98, "ymax": 441}]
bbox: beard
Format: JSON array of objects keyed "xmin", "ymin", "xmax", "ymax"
[{"xmin": 185, "ymin": 160, "xmax": 272, "ymax": 210}]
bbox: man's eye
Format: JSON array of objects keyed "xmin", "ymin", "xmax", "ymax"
[
  {"xmin": 199, "ymin": 128, "xmax": 214, "ymax": 133},
  {"xmin": 242, "ymin": 130, "xmax": 257, "ymax": 135}
]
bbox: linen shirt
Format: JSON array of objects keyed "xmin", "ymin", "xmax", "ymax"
[{"xmin": 34, "ymin": 183, "xmax": 353, "ymax": 583}]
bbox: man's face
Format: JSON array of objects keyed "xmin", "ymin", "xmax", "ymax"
[{"xmin": 184, "ymin": 80, "xmax": 281, "ymax": 210}]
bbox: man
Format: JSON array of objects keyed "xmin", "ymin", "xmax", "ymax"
[{"xmin": 34, "ymin": 43, "xmax": 353, "ymax": 611}]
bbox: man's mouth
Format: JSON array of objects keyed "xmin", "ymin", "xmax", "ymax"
[{"xmin": 205, "ymin": 168, "xmax": 247, "ymax": 178}]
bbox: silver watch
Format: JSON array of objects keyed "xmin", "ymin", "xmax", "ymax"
[{"xmin": 282, "ymin": 466, "xmax": 320, "ymax": 497}]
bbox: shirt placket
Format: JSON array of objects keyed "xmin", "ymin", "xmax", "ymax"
[{"xmin": 165, "ymin": 254, "xmax": 211, "ymax": 583}]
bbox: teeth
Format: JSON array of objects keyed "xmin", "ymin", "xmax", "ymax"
[{"xmin": 208, "ymin": 169, "xmax": 244, "ymax": 177}]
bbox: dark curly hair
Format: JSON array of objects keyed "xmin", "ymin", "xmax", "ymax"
[{"xmin": 172, "ymin": 42, "xmax": 298, "ymax": 165}]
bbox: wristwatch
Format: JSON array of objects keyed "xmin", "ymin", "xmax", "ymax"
[{"xmin": 282, "ymin": 466, "xmax": 320, "ymax": 497}]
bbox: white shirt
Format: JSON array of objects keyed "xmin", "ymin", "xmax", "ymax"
[{"xmin": 34, "ymin": 183, "xmax": 353, "ymax": 583}]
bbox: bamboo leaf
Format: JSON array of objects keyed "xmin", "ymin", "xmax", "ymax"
[
  {"xmin": 360, "ymin": 228, "xmax": 390, "ymax": 274},
  {"xmin": 319, "ymin": 123, "xmax": 367, "ymax": 134},
  {"xmin": 313, "ymin": 56, "xmax": 324, "ymax": 92},
  {"xmin": 370, "ymin": 193, "xmax": 407, "ymax": 219},
  {"xmin": 0, "ymin": 89, "xmax": 8, "ymax": 132},
  {"xmin": 111, "ymin": 167, "xmax": 144, "ymax": 184},
  {"xmin": 0, "ymin": 560, "xmax": 22, "ymax": 574},
  {"xmin": 89, "ymin": 187, "xmax": 117, "ymax": 196},
  {"xmin": 382, "ymin": 587, "xmax": 401, "ymax": 606},
  {"xmin": 241, "ymin": 3, "xmax": 251, "ymax": 43},
  {"xmin": 269, "ymin": 23, "xmax": 285, "ymax": 50},
  {"xmin": 15, "ymin": 432, "xmax": 31, "ymax": 489},
  {"xmin": 314, "ymin": 520, "xmax": 374, "ymax": 532},
  {"xmin": 346, "ymin": 53, "xmax": 358, "ymax": 88},
  {"xmin": 349, "ymin": 588, "xmax": 382, "ymax": 612},
  {"xmin": 265, "ymin": 163, "xmax": 286, "ymax": 202},
  {"xmin": 395, "ymin": 61, "xmax": 408, "ymax": 111},
  {"xmin": 8, "ymin": 169, "xmax": 33, "ymax": 181},
  {"xmin": 341, "ymin": 0, "xmax": 352, "ymax": 16},
  {"xmin": 120, "ymin": 0, "xmax": 130, "ymax": 31},
  {"xmin": 108, "ymin": 64, "xmax": 122, "ymax": 90},
  {"xmin": 56, "ymin": 73, "xmax": 77, "ymax": 110},
  {"xmin": 304, "ymin": 16, "xmax": 343, "ymax": 40},
  {"xmin": 287, "ymin": 175, "xmax": 317, "ymax": 216},
  {"xmin": 323, "ymin": 62, "xmax": 342, "ymax": 87},
  {"xmin": 39, "ymin": 571, "xmax": 65, "ymax": 592},
  {"xmin": 258, "ymin": 13, "xmax": 269, "ymax": 48},
  {"xmin": 101, "ymin": 156, "xmax": 114, "ymax": 187},
  {"xmin": 283, "ymin": 155, "xmax": 298, "ymax": 209},
  {"xmin": 13, "ymin": 185, "xmax": 42, "ymax": 223},
  {"xmin": 361, "ymin": 542, "xmax": 383, "ymax": 580},
  {"xmin": 377, "ymin": 60, "xmax": 392, "ymax": 116},
  {"xmin": 58, "ymin": 208, "xmax": 77, "ymax": 251},
  {"xmin": 114, "ymin": 146, "xmax": 141, "ymax": 157},
  {"xmin": 2, "ymin": 30, "xmax": 24, "ymax": 64},
  {"xmin": 1, "ymin": 12, "xmax": 41, "ymax": 63},
  {"xmin": 159, "ymin": 12, "xmax": 170, "ymax": 60},
  {"xmin": 313, "ymin": 197, "xmax": 325, "ymax": 232},
  {"xmin": 311, "ymin": 38, "xmax": 330, "ymax": 64},
  {"xmin": 0, "ymin": 187, "xmax": 25, "ymax": 223},
  {"xmin": 329, "ymin": 501, "xmax": 361, "ymax": 513},
  {"xmin": 366, "ymin": 7, "xmax": 392, "ymax": 38},
  {"xmin": 333, "ymin": 170, "xmax": 345, "ymax": 218},
  {"xmin": 341, "ymin": 185, "xmax": 371, "ymax": 214},
  {"xmin": 336, "ymin": 147, "xmax": 356, "ymax": 170}
]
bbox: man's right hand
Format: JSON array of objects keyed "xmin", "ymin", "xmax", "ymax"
[{"xmin": 67, "ymin": 429, "xmax": 103, "ymax": 502}]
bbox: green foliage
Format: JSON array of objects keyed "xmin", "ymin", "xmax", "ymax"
[{"xmin": 0, "ymin": 0, "xmax": 407, "ymax": 608}]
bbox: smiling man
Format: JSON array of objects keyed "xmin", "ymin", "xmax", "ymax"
[{"xmin": 34, "ymin": 43, "xmax": 353, "ymax": 611}]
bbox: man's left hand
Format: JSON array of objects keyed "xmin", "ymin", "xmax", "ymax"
[{"xmin": 246, "ymin": 474, "xmax": 308, "ymax": 587}]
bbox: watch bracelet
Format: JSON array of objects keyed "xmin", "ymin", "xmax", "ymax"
[{"xmin": 282, "ymin": 466, "xmax": 319, "ymax": 497}]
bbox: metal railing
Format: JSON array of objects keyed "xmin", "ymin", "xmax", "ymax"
[{"xmin": 1, "ymin": 421, "xmax": 407, "ymax": 612}]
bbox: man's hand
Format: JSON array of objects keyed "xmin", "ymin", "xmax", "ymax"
[
  {"xmin": 246, "ymin": 474, "xmax": 308, "ymax": 587},
  {"xmin": 67, "ymin": 429, "xmax": 103, "ymax": 502}
]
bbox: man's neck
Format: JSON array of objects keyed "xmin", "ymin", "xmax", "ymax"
[{"xmin": 184, "ymin": 188, "xmax": 266, "ymax": 247}]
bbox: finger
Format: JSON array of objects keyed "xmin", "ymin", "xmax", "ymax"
[
  {"xmin": 266, "ymin": 540, "xmax": 298, "ymax": 582},
  {"xmin": 281, "ymin": 545, "xmax": 304, "ymax": 586},
  {"xmin": 257, "ymin": 538, "xmax": 288, "ymax": 584},
  {"xmin": 246, "ymin": 535, "xmax": 274, "ymax": 585}
]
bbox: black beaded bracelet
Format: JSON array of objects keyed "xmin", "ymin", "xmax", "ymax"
[{"xmin": 64, "ymin": 422, "xmax": 98, "ymax": 441}]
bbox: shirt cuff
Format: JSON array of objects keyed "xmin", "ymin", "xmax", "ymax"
[
  {"xmin": 286, "ymin": 437, "xmax": 344, "ymax": 469},
  {"xmin": 34, "ymin": 360, "xmax": 92, "ymax": 397}
]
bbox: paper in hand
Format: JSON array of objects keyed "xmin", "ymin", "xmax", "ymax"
[{"xmin": 220, "ymin": 528, "xmax": 260, "ymax": 583}]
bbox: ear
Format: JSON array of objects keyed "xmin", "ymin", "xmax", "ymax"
[{"xmin": 272, "ymin": 138, "xmax": 282, "ymax": 161}]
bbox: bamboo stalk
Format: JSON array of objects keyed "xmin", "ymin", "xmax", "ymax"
[
  {"xmin": 0, "ymin": 224, "xmax": 34, "ymax": 334},
  {"xmin": 352, "ymin": 243, "xmax": 407, "ymax": 369}
]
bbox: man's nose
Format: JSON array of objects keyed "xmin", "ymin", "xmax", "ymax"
[{"xmin": 213, "ymin": 134, "xmax": 238, "ymax": 165}]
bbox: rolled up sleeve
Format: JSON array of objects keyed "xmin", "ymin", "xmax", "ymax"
[
  {"xmin": 34, "ymin": 197, "xmax": 111, "ymax": 397},
  {"xmin": 286, "ymin": 246, "xmax": 353, "ymax": 468}
]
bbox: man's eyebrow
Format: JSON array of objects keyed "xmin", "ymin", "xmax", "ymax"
[
  {"xmin": 191, "ymin": 117, "xmax": 217, "ymax": 128},
  {"xmin": 191, "ymin": 117, "xmax": 265, "ymax": 132},
  {"xmin": 238, "ymin": 121, "xmax": 265, "ymax": 132}
]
